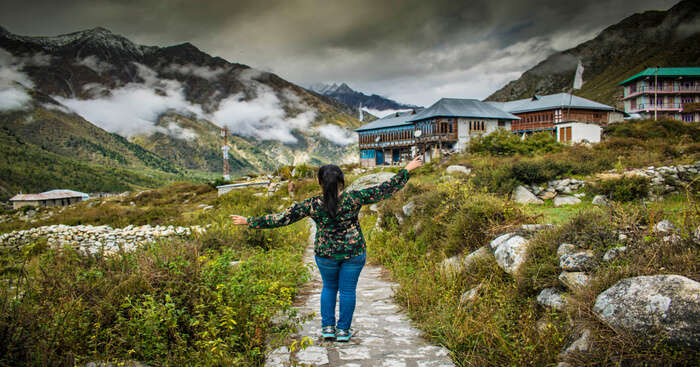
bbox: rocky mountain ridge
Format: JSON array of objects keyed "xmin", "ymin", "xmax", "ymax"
[{"xmin": 308, "ymin": 82, "xmax": 420, "ymax": 112}]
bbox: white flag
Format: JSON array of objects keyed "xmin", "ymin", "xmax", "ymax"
[{"xmin": 573, "ymin": 60, "xmax": 584, "ymax": 90}]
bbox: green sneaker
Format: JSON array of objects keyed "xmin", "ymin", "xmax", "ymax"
[
  {"xmin": 335, "ymin": 328, "xmax": 352, "ymax": 342},
  {"xmin": 321, "ymin": 326, "xmax": 336, "ymax": 340}
]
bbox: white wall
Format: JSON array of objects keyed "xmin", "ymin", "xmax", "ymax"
[
  {"xmin": 557, "ymin": 122, "xmax": 602, "ymax": 144},
  {"xmin": 455, "ymin": 118, "xmax": 503, "ymax": 151}
]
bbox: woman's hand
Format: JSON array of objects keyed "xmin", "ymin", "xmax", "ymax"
[
  {"xmin": 405, "ymin": 155, "xmax": 423, "ymax": 172},
  {"xmin": 230, "ymin": 215, "xmax": 249, "ymax": 226}
]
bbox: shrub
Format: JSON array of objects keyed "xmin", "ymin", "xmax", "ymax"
[
  {"xmin": 470, "ymin": 129, "xmax": 561, "ymax": 156},
  {"xmin": 589, "ymin": 176, "xmax": 651, "ymax": 202}
]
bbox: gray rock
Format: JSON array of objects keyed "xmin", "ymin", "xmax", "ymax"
[
  {"xmin": 557, "ymin": 243, "xmax": 577, "ymax": 258},
  {"xmin": 369, "ymin": 204, "xmax": 380, "ymax": 212},
  {"xmin": 489, "ymin": 233, "xmax": 516, "ymax": 251},
  {"xmin": 553, "ymin": 196, "xmax": 582, "ymax": 207},
  {"xmin": 296, "ymin": 345, "xmax": 329, "ymax": 365},
  {"xmin": 559, "ymin": 328, "xmax": 592, "ymax": 359},
  {"xmin": 460, "ymin": 284, "xmax": 483, "ymax": 304},
  {"xmin": 513, "ymin": 186, "xmax": 544, "ymax": 205},
  {"xmin": 441, "ymin": 246, "xmax": 491, "ymax": 273},
  {"xmin": 654, "ymin": 220, "xmax": 677, "ymax": 233},
  {"xmin": 265, "ymin": 346, "xmax": 290, "ymax": 366},
  {"xmin": 446, "ymin": 165, "xmax": 471, "ymax": 175},
  {"xmin": 559, "ymin": 271, "xmax": 592, "ymax": 292},
  {"xmin": 537, "ymin": 288, "xmax": 567, "ymax": 310},
  {"xmin": 345, "ymin": 172, "xmax": 396, "ymax": 192},
  {"xmin": 402, "ymin": 201, "xmax": 416, "ymax": 217},
  {"xmin": 492, "ymin": 234, "xmax": 529, "ymax": 274},
  {"xmin": 539, "ymin": 190, "xmax": 557, "ymax": 200},
  {"xmin": 592, "ymin": 195, "xmax": 609, "ymax": 206},
  {"xmin": 520, "ymin": 224, "xmax": 555, "ymax": 232},
  {"xmin": 573, "ymin": 193, "xmax": 586, "ymax": 198},
  {"xmin": 603, "ymin": 246, "xmax": 627, "ymax": 262},
  {"xmin": 593, "ymin": 275, "xmax": 700, "ymax": 347},
  {"xmin": 559, "ymin": 250, "xmax": 597, "ymax": 271}
]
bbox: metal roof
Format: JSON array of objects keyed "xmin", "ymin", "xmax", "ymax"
[
  {"xmin": 355, "ymin": 110, "xmax": 417, "ymax": 132},
  {"xmin": 409, "ymin": 98, "xmax": 519, "ymax": 121},
  {"xmin": 10, "ymin": 189, "xmax": 89, "ymax": 202},
  {"xmin": 487, "ymin": 93, "xmax": 613, "ymax": 113},
  {"xmin": 619, "ymin": 67, "xmax": 700, "ymax": 85}
]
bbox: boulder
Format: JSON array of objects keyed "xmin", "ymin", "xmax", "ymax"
[
  {"xmin": 592, "ymin": 195, "xmax": 609, "ymax": 206},
  {"xmin": 559, "ymin": 328, "xmax": 592, "ymax": 359},
  {"xmin": 557, "ymin": 243, "xmax": 577, "ymax": 258},
  {"xmin": 460, "ymin": 284, "xmax": 483, "ymax": 304},
  {"xmin": 559, "ymin": 250, "xmax": 597, "ymax": 271},
  {"xmin": 520, "ymin": 224, "xmax": 555, "ymax": 232},
  {"xmin": 593, "ymin": 275, "xmax": 700, "ymax": 347},
  {"xmin": 553, "ymin": 196, "xmax": 582, "ymax": 207},
  {"xmin": 441, "ymin": 246, "xmax": 491, "ymax": 273},
  {"xmin": 345, "ymin": 172, "xmax": 396, "ymax": 192},
  {"xmin": 513, "ymin": 186, "xmax": 544, "ymax": 205},
  {"xmin": 402, "ymin": 201, "xmax": 416, "ymax": 217},
  {"xmin": 539, "ymin": 190, "xmax": 557, "ymax": 200},
  {"xmin": 654, "ymin": 220, "xmax": 677, "ymax": 233},
  {"xmin": 603, "ymin": 246, "xmax": 627, "ymax": 262},
  {"xmin": 537, "ymin": 288, "xmax": 568, "ymax": 310},
  {"xmin": 559, "ymin": 271, "xmax": 592, "ymax": 292},
  {"xmin": 446, "ymin": 165, "xmax": 471, "ymax": 175},
  {"xmin": 492, "ymin": 234, "xmax": 530, "ymax": 274}
]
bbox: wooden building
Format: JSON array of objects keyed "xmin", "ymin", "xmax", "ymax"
[
  {"xmin": 619, "ymin": 67, "xmax": 700, "ymax": 122},
  {"xmin": 356, "ymin": 98, "xmax": 519, "ymax": 167},
  {"xmin": 9, "ymin": 190, "xmax": 88, "ymax": 209},
  {"xmin": 487, "ymin": 93, "xmax": 619, "ymax": 140}
]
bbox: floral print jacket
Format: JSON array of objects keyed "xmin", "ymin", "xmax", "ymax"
[{"xmin": 248, "ymin": 169, "xmax": 410, "ymax": 259}]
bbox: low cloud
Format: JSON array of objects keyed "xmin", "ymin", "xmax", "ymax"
[
  {"xmin": 210, "ymin": 69, "xmax": 318, "ymax": 143},
  {"xmin": 75, "ymin": 55, "xmax": 113, "ymax": 74},
  {"xmin": 0, "ymin": 48, "xmax": 36, "ymax": 110},
  {"xmin": 164, "ymin": 63, "xmax": 229, "ymax": 80},
  {"xmin": 316, "ymin": 124, "xmax": 357, "ymax": 145},
  {"xmin": 55, "ymin": 63, "xmax": 205, "ymax": 137}
]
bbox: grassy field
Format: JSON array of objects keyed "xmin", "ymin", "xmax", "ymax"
[{"xmin": 1, "ymin": 119, "xmax": 698, "ymax": 366}]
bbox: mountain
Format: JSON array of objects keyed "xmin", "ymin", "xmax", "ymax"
[
  {"xmin": 486, "ymin": 0, "xmax": 700, "ymax": 108},
  {"xmin": 308, "ymin": 82, "xmax": 420, "ymax": 112},
  {"xmin": 0, "ymin": 26, "xmax": 362, "ymax": 197}
]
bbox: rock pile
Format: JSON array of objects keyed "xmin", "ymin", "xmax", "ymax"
[
  {"xmin": 513, "ymin": 178, "xmax": 586, "ymax": 205},
  {"xmin": 602, "ymin": 162, "xmax": 700, "ymax": 196},
  {"xmin": 0, "ymin": 224, "xmax": 206, "ymax": 254}
]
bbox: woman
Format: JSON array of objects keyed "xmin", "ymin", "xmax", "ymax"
[{"xmin": 230, "ymin": 155, "xmax": 422, "ymax": 342}]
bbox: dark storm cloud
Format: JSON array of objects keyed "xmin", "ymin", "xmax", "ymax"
[{"xmin": 0, "ymin": 0, "xmax": 679, "ymax": 105}]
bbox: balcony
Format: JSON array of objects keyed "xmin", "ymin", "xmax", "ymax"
[
  {"xmin": 511, "ymin": 122, "xmax": 555, "ymax": 133},
  {"xmin": 629, "ymin": 103, "xmax": 682, "ymax": 113},
  {"xmin": 623, "ymin": 86, "xmax": 700, "ymax": 99}
]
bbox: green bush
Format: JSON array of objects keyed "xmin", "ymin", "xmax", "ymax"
[
  {"xmin": 589, "ymin": 176, "xmax": 651, "ymax": 202},
  {"xmin": 470, "ymin": 129, "xmax": 561, "ymax": 156}
]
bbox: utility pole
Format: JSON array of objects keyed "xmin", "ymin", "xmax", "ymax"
[
  {"xmin": 221, "ymin": 127, "xmax": 230, "ymax": 181},
  {"xmin": 655, "ymin": 66, "xmax": 659, "ymax": 121}
]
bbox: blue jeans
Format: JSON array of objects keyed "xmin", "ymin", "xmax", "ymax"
[{"xmin": 314, "ymin": 253, "xmax": 366, "ymax": 330}]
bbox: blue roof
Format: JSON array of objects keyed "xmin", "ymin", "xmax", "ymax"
[
  {"xmin": 355, "ymin": 111, "xmax": 417, "ymax": 132},
  {"xmin": 409, "ymin": 98, "xmax": 519, "ymax": 121},
  {"xmin": 487, "ymin": 93, "xmax": 613, "ymax": 113}
]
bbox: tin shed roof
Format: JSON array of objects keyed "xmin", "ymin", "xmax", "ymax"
[
  {"xmin": 487, "ymin": 93, "xmax": 613, "ymax": 113},
  {"xmin": 10, "ymin": 189, "xmax": 89, "ymax": 202},
  {"xmin": 409, "ymin": 98, "xmax": 519, "ymax": 121},
  {"xmin": 355, "ymin": 110, "xmax": 418, "ymax": 132}
]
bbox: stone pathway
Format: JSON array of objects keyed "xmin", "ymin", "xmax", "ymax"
[{"xmin": 266, "ymin": 223, "xmax": 455, "ymax": 367}]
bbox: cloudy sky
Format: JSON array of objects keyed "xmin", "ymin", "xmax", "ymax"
[{"xmin": 0, "ymin": 0, "xmax": 679, "ymax": 106}]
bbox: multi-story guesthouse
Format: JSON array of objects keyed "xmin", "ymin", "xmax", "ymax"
[
  {"xmin": 619, "ymin": 67, "xmax": 700, "ymax": 122},
  {"xmin": 356, "ymin": 93, "xmax": 618, "ymax": 167},
  {"xmin": 356, "ymin": 98, "xmax": 519, "ymax": 167}
]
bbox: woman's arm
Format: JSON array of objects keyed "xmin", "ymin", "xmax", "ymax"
[
  {"xmin": 353, "ymin": 155, "xmax": 422, "ymax": 205},
  {"xmin": 231, "ymin": 197, "xmax": 314, "ymax": 228}
]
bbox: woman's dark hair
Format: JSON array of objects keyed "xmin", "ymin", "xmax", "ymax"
[{"xmin": 318, "ymin": 165, "xmax": 345, "ymax": 219}]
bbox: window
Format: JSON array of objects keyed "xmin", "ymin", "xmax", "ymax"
[
  {"xmin": 498, "ymin": 120, "xmax": 505, "ymax": 127},
  {"xmin": 470, "ymin": 120, "xmax": 486, "ymax": 133},
  {"xmin": 682, "ymin": 113, "xmax": 693, "ymax": 122}
]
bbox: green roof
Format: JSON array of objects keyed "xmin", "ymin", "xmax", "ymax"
[{"xmin": 619, "ymin": 67, "xmax": 700, "ymax": 85}]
